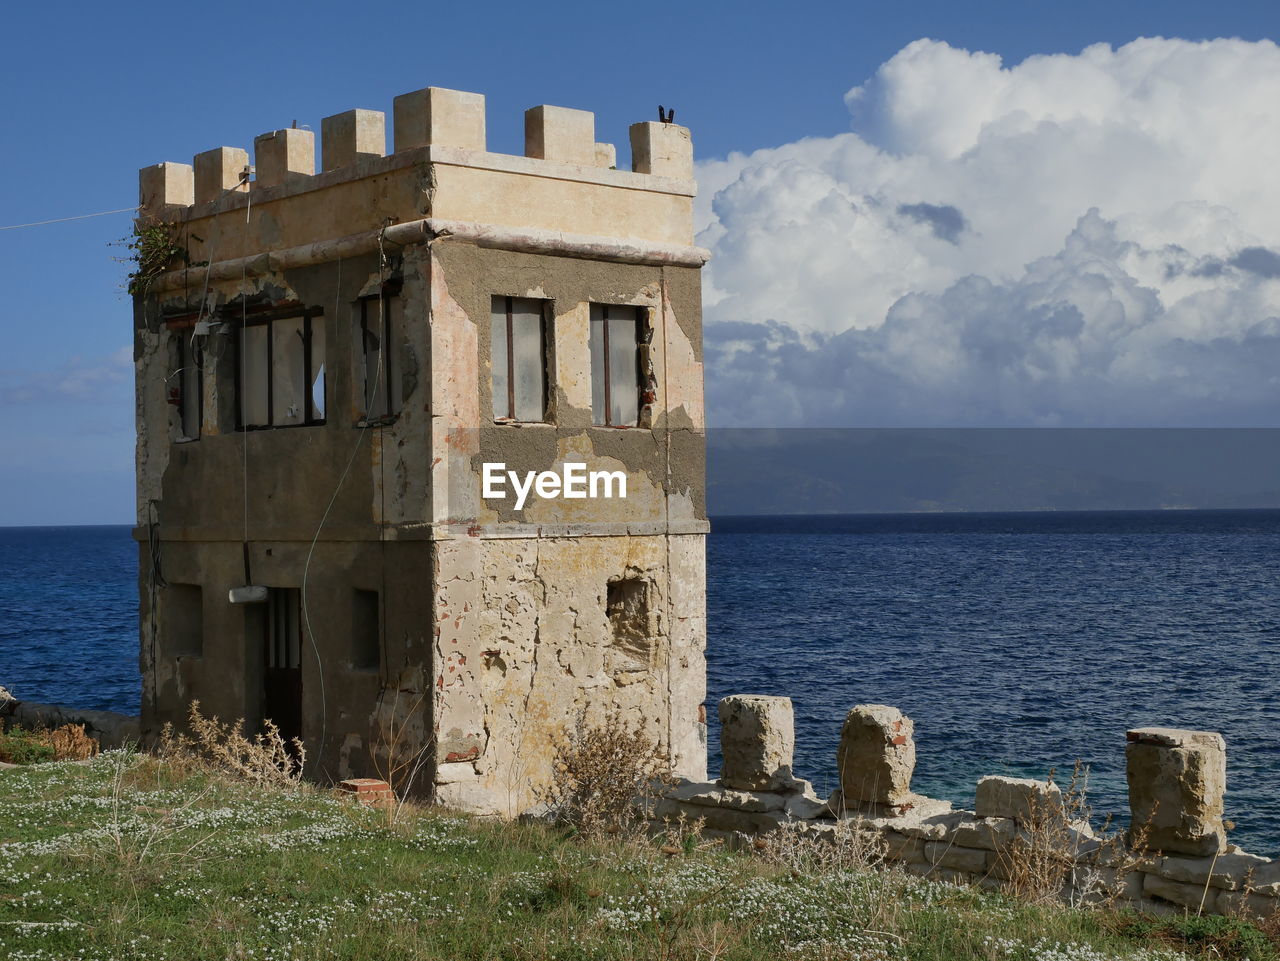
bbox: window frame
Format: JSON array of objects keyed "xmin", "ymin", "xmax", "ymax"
[
  {"xmin": 356, "ymin": 285, "xmax": 403, "ymax": 425},
  {"xmin": 491, "ymin": 295, "xmax": 550, "ymax": 423},
  {"xmin": 267, "ymin": 587, "xmax": 302, "ymax": 671},
  {"xmin": 233, "ymin": 306, "xmax": 327, "ymax": 431},
  {"xmin": 175, "ymin": 329, "xmax": 203, "ymax": 441},
  {"xmin": 590, "ymin": 303, "xmax": 644, "ymax": 428}
]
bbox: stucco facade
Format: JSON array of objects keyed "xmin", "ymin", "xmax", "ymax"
[{"xmin": 133, "ymin": 87, "xmax": 708, "ymax": 815}]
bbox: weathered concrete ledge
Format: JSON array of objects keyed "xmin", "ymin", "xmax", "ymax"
[
  {"xmin": 131, "ymin": 519, "xmax": 713, "ymax": 545},
  {"xmin": 0, "ymin": 687, "xmax": 139, "ymax": 751},
  {"xmin": 654, "ymin": 697, "xmax": 1277, "ymax": 920},
  {"xmin": 147, "ymin": 217, "xmax": 711, "ymax": 293}
]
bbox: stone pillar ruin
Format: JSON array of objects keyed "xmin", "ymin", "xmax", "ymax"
[
  {"xmin": 717, "ymin": 695, "xmax": 795, "ymax": 791},
  {"xmin": 975, "ymin": 775, "xmax": 1062, "ymax": 822},
  {"xmin": 1126, "ymin": 727, "xmax": 1227, "ymax": 856},
  {"xmin": 837, "ymin": 704, "xmax": 916, "ymax": 807}
]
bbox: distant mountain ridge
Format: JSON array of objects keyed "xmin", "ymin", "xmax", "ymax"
[{"xmin": 706, "ymin": 429, "xmax": 1280, "ymax": 515}]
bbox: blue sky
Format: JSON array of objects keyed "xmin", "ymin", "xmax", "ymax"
[{"xmin": 1, "ymin": 0, "xmax": 1278, "ymax": 524}]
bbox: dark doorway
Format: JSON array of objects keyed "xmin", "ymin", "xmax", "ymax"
[{"xmin": 263, "ymin": 587, "xmax": 303, "ymax": 749}]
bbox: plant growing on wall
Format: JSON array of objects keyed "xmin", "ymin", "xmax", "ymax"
[{"xmin": 121, "ymin": 217, "xmax": 191, "ymax": 298}]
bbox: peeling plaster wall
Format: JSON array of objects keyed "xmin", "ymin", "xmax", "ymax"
[
  {"xmin": 425, "ymin": 242, "xmax": 706, "ymax": 815},
  {"xmin": 136, "ymin": 108, "xmax": 707, "ymax": 813},
  {"xmin": 434, "ymin": 532, "xmax": 707, "ymax": 817}
]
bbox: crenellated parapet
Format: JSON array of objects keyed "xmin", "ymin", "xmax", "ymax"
[
  {"xmin": 133, "ymin": 80, "xmax": 709, "ymax": 816},
  {"xmin": 136, "ymin": 86, "xmax": 697, "ymax": 261}
]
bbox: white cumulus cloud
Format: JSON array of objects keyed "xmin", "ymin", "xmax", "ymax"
[{"xmin": 698, "ymin": 37, "xmax": 1280, "ymax": 426}]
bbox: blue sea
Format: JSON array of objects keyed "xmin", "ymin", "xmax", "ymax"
[{"xmin": 2, "ymin": 511, "xmax": 1278, "ymax": 854}]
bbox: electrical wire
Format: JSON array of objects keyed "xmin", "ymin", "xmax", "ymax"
[
  {"xmin": 300, "ymin": 230, "xmax": 391, "ymax": 770},
  {"xmin": 0, "ymin": 206, "xmax": 139, "ymax": 231}
]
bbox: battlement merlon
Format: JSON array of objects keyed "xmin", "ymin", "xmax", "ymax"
[{"xmin": 137, "ymin": 86, "xmax": 699, "ymax": 276}]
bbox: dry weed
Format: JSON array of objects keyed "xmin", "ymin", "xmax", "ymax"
[
  {"xmin": 370, "ymin": 688, "xmax": 431, "ymax": 827},
  {"xmin": 996, "ymin": 764, "xmax": 1090, "ymax": 904},
  {"xmin": 159, "ymin": 701, "xmax": 305, "ymax": 789},
  {"xmin": 995, "ymin": 761, "xmax": 1152, "ymax": 910},
  {"xmin": 540, "ymin": 709, "xmax": 675, "ymax": 841},
  {"xmin": 1250, "ymin": 903, "xmax": 1280, "ymax": 946},
  {"xmin": 99, "ymin": 748, "xmax": 219, "ymax": 875},
  {"xmin": 45, "ymin": 723, "xmax": 99, "ymax": 761},
  {"xmin": 756, "ymin": 818, "xmax": 888, "ymax": 877}
]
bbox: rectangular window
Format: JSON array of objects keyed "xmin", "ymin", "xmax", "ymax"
[
  {"xmin": 351, "ymin": 589, "xmax": 380, "ymax": 672},
  {"xmin": 590, "ymin": 304, "xmax": 641, "ymax": 427},
  {"xmin": 176, "ymin": 332, "xmax": 202, "ymax": 440},
  {"xmin": 491, "ymin": 296, "xmax": 547, "ymax": 421},
  {"xmin": 162, "ymin": 583, "xmax": 203, "ymax": 658},
  {"xmin": 237, "ymin": 311, "xmax": 326, "ymax": 429},
  {"xmin": 357, "ymin": 291, "xmax": 404, "ymax": 422}
]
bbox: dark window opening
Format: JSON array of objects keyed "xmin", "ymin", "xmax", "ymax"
[
  {"xmin": 606, "ymin": 577, "xmax": 654, "ymax": 667},
  {"xmin": 357, "ymin": 290, "xmax": 404, "ymax": 422},
  {"xmin": 590, "ymin": 304, "xmax": 642, "ymax": 427},
  {"xmin": 235, "ymin": 310, "xmax": 326, "ymax": 429},
  {"xmin": 162, "ymin": 583, "xmax": 203, "ymax": 658},
  {"xmin": 175, "ymin": 332, "xmax": 202, "ymax": 440},
  {"xmin": 262, "ymin": 587, "xmax": 303, "ymax": 749},
  {"xmin": 491, "ymin": 296, "xmax": 548, "ymax": 422},
  {"xmin": 351, "ymin": 589, "xmax": 381, "ymax": 672}
]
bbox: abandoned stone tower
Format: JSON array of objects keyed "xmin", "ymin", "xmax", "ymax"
[{"xmin": 133, "ymin": 86, "xmax": 708, "ymax": 814}]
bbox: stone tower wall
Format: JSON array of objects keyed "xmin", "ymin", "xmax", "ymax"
[{"xmin": 133, "ymin": 86, "xmax": 707, "ymax": 813}]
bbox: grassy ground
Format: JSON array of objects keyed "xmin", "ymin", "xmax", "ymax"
[{"xmin": 0, "ymin": 752, "xmax": 1272, "ymax": 961}]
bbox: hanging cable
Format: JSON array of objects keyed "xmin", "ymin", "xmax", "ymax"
[
  {"xmin": 299, "ymin": 228, "xmax": 391, "ymax": 769},
  {"xmin": 0, "ymin": 206, "xmax": 139, "ymax": 231}
]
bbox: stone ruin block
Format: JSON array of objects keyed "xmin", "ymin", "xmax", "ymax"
[
  {"xmin": 717, "ymin": 695, "xmax": 795, "ymax": 791},
  {"xmin": 1126, "ymin": 727, "xmax": 1226, "ymax": 857},
  {"xmin": 837, "ymin": 704, "xmax": 915, "ymax": 805},
  {"xmin": 975, "ymin": 775, "xmax": 1062, "ymax": 823}
]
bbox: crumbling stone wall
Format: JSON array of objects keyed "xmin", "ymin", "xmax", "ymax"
[{"xmin": 657, "ymin": 696, "xmax": 1279, "ymax": 920}]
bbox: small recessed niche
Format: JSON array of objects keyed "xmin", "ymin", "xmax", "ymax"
[{"xmin": 606, "ymin": 577, "xmax": 653, "ymax": 667}]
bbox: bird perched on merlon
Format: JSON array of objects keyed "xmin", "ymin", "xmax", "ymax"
[{"xmin": 658, "ymin": 105, "xmax": 675, "ymax": 124}]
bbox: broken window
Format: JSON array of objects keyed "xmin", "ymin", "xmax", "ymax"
[
  {"xmin": 237, "ymin": 310, "xmax": 326, "ymax": 429},
  {"xmin": 175, "ymin": 332, "xmax": 202, "ymax": 440},
  {"xmin": 162, "ymin": 583, "xmax": 203, "ymax": 658},
  {"xmin": 357, "ymin": 290, "xmax": 404, "ymax": 422},
  {"xmin": 351, "ymin": 589, "xmax": 381, "ymax": 672},
  {"xmin": 491, "ymin": 296, "xmax": 548, "ymax": 422},
  {"xmin": 589, "ymin": 304, "xmax": 642, "ymax": 427}
]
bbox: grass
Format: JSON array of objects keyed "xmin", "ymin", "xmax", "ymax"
[
  {"xmin": 0, "ymin": 726, "xmax": 57, "ymax": 764},
  {"xmin": 0, "ymin": 723, "xmax": 98, "ymax": 765},
  {"xmin": 0, "ymin": 752, "xmax": 1273, "ymax": 961}
]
